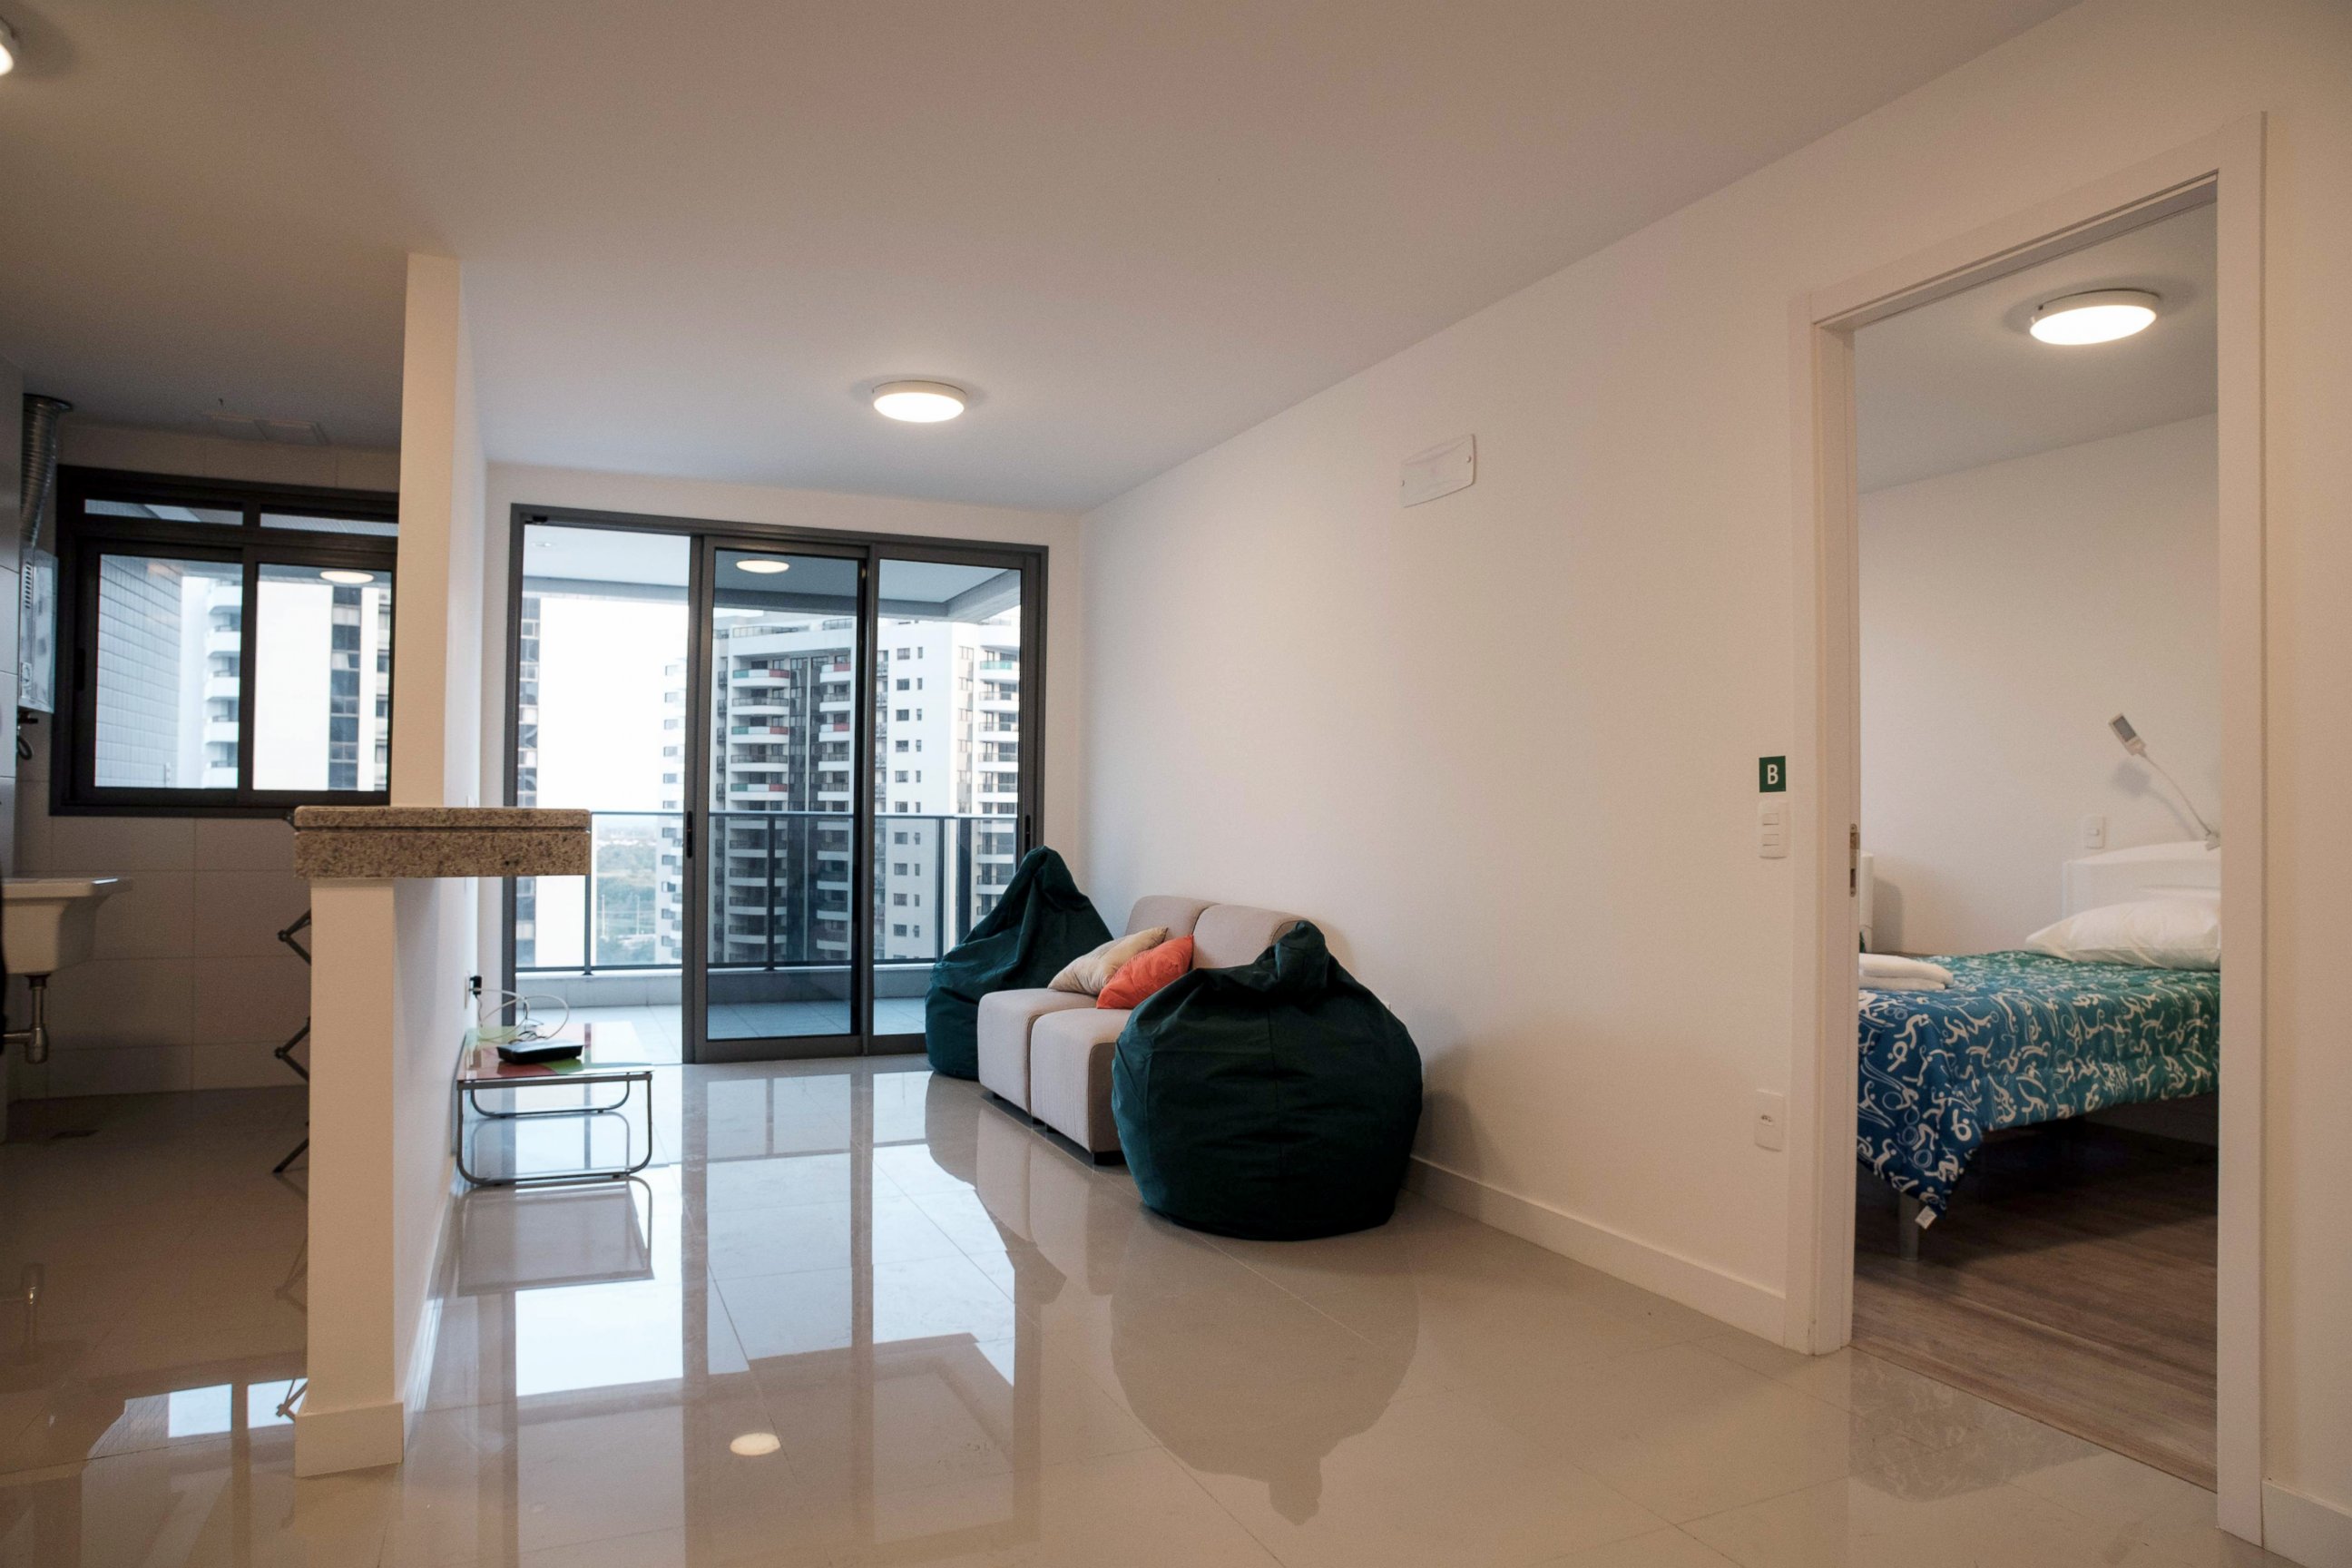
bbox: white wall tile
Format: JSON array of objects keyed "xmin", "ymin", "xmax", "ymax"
[
  {"xmin": 10, "ymin": 786, "xmax": 49, "ymax": 881},
  {"xmin": 189, "ymin": 870, "xmax": 311, "ymax": 959},
  {"xmin": 6, "ymin": 1051, "xmax": 52, "ymax": 1102},
  {"xmin": 193, "ymin": 818, "xmax": 297, "ymax": 872},
  {"xmin": 192, "ymin": 955, "xmax": 309, "ymax": 1047},
  {"xmin": 90, "ymin": 870, "xmax": 196, "ymax": 960},
  {"xmin": 16, "ymin": 715, "xmax": 52, "ymax": 786},
  {"xmin": 45, "ymin": 815, "xmax": 197, "ymax": 873},
  {"xmin": 193, "ymin": 1040, "xmax": 304, "ymax": 1092},
  {"xmin": 44, "ymin": 957, "xmax": 195, "ymax": 1050},
  {"xmin": 46, "ymin": 1045, "xmax": 192, "ymax": 1097}
]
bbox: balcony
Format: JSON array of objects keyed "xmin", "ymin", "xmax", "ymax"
[{"xmin": 517, "ymin": 808, "xmax": 1022, "ymax": 978}]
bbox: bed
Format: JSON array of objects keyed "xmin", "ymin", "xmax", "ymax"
[{"xmin": 1856, "ymin": 841, "xmax": 2221, "ymax": 1224}]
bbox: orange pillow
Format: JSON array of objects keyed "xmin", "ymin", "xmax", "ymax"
[{"xmin": 1098, "ymin": 935, "xmax": 1192, "ymax": 1009}]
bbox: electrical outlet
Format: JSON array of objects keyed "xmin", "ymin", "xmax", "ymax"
[{"xmin": 1753, "ymin": 1090, "xmax": 1787, "ymax": 1151}]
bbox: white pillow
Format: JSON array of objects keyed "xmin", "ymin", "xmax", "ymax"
[
  {"xmin": 2024, "ymin": 898, "xmax": 2220, "ymax": 970},
  {"xmin": 1049, "ymin": 926, "xmax": 1168, "ymax": 995}
]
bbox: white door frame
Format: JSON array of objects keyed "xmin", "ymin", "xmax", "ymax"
[{"xmin": 1782, "ymin": 116, "xmax": 2266, "ymax": 1540}]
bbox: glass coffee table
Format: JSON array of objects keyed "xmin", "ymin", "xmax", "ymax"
[{"xmin": 455, "ymin": 1021, "xmax": 655, "ymax": 1188}]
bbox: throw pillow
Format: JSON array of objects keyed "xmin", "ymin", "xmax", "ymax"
[
  {"xmin": 1099, "ymin": 936, "xmax": 1193, "ymax": 1009},
  {"xmin": 1049, "ymin": 926, "xmax": 1168, "ymax": 995}
]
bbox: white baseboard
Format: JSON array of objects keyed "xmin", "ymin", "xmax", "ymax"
[
  {"xmin": 1406, "ymin": 1155, "xmax": 1785, "ymax": 1341},
  {"xmin": 2266, "ymin": 1481, "xmax": 2352, "ymax": 1568},
  {"xmin": 292, "ymin": 1400, "xmax": 405, "ymax": 1476}
]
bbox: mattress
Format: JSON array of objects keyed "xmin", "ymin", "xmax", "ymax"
[{"xmin": 1857, "ymin": 951, "xmax": 2220, "ymax": 1216}]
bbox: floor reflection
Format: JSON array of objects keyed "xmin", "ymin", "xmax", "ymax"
[{"xmin": 0, "ymin": 1066, "xmax": 2274, "ymax": 1567}]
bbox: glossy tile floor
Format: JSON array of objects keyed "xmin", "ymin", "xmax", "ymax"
[{"xmin": 0, "ymin": 1063, "xmax": 2291, "ymax": 1566}]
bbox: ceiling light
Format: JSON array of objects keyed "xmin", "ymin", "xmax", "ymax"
[
  {"xmin": 319, "ymin": 569, "xmax": 376, "ymax": 585},
  {"xmin": 0, "ymin": 18, "xmax": 20, "ymax": 76},
  {"xmin": 871, "ymin": 381, "xmax": 967, "ymax": 423},
  {"xmin": 735, "ymin": 557, "xmax": 791, "ymax": 575},
  {"xmin": 2029, "ymin": 289, "xmax": 2160, "ymax": 346},
  {"xmin": 729, "ymin": 1432, "xmax": 782, "ymax": 1457}
]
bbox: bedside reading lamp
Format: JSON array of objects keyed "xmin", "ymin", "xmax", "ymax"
[{"xmin": 2110, "ymin": 714, "xmax": 2220, "ymax": 848}]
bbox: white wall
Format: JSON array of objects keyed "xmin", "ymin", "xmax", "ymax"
[
  {"xmin": 387, "ymin": 253, "xmax": 485, "ymax": 1407},
  {"xmin": 1861, "ymin": 416, "xmax": 2219, "ymax": 955},
  {"xmin": 5, "ymin": 425, "xmax": 397, "ymax": 1099},
  {"xmin": 58, "ymin": 422, "xmax": 399, "ymax": 492},
  {"xmin": 299, "ymin": 254, "xmax": 485, "ymax": 1473},
  {"xmin": 1080, "ymin": 0, "xmax": 2352, "ymax": 1536},
  {"xmin": 475, "ymin": 463, "xmax": 1083, "ymax": 980}
]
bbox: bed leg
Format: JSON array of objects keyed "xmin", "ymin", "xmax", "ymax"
[{"xmin": 1896, "ymin": 1193, "xmax": 1923, "ymax": 1261}]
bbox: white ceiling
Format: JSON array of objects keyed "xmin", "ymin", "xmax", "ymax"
[
  {"xmin": 3, "ymin": 0, "xmax": 2078, "ymax": 512},
  {"xmin": 1855, "ymin": 202, "xmax": 2217, "ymax": 493}
]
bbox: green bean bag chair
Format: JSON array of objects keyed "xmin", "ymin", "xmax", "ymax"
[
  {"xmin": 1112, "ymin": 920, "xmax": 1422, "ymax": 1240},
  {"xmin": 924, "ymin": 847, "xmax": 1111, "ymax": 1079}
]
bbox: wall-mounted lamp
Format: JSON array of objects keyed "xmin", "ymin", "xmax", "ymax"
[
  {"xmin": 0, "ymin": 17, "xmax": 22, "ymax": 76},
  {"xmin": 2110, "ymin": 714, "xmax": 2219, "ymax": 848}
]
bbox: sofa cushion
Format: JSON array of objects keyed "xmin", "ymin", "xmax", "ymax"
[
  {"xmin": 1030, "ymin": 1005, "xmax": 1132, "ymax": 1155},
  {"xmin": 975, "ymin": 987, "xmax": 1093, "ymax": 1109},
  {"xmin": 1049, "ymin": 926, "xmax": 1168, "ymax": 995},
  {"xmin": 1127, "ymin": 896, "xmax": 1212, "ymax": 941},
  {"xmin": 1099, "ymin": 935, "xmax": 1192, "ymax": 1010},
  {"xmin": 1191, "ymin": 904, "xmax": 1302, "ymax": 970}
]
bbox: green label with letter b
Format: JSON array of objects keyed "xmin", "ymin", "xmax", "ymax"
[{"xmin": 1759, "ymin": 756, "xmax": 1787, "ymax": 793}]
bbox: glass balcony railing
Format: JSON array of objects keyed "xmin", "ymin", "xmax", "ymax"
[{"xmin": 515, "ymin": 809, "xmax": 1021, "ymax": 975}]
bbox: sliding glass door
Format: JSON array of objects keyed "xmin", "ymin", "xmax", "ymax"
[
  {"xmin": 696, "ymin": 543, "xmax": 867, "ymax": 1058},
  {"xmin": 509, "ymin": 514, "xmax": 1042, "ymax": 1065},
  {"xmin": 866, "ymin": 557, "xmax": 1031, "ymax": 1043}
]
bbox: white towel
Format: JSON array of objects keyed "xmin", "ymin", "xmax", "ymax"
[{"xmin": 1860, "ymin": 954, "xmax": 1953, "ymax": 991}]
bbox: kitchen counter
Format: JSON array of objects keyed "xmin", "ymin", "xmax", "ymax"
[{"xmin": 291, "ymin": 806, "xmax": 593, "ymax": 878}]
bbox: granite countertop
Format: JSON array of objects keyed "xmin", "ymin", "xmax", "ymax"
[
  {"xmin": 290, "ymin": 806, "xmax": 593, "ymax": 829},
  {"xmin": 292, "ymin": 806, "xmax": 593, "ymax": 879}
]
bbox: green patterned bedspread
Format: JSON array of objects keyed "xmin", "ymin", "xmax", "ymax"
[{"xmin": 1857, "ymin": 951, "xmax": 2219, "ymax": 1215}]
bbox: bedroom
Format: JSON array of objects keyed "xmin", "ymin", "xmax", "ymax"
[{"xmin": 1849, "ymin": 201, "xmax": 2222, "ymax": 1488}]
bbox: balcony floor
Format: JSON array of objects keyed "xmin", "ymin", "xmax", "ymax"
[{"xmin": 568, "ymin": 996, "xmax": 927, "ymax": 1055}]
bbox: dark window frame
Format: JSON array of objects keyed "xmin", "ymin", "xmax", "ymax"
[{"xmin": 51, "ymin": 466, "xmax": 401, "ymax": 817}]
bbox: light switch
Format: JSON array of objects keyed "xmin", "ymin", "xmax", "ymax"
[
  {"xmin": 1757, "ymin": 799, "xmax": 1788, "ymax": 859},
  {"xmin": 2081, "ymin": 814, "xmax": 2106, "ymax": 849},
  {"xmin": 1754, "ymin": 1090, "xmax": 1787, "ymax": 1151}
]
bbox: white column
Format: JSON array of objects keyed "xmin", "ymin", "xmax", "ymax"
[{"xmin": 293, "ymin": 877, "xmax": 406, "ymax": 1475}]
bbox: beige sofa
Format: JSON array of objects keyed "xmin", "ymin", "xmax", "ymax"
[{"xmin": 975, "ymin": 896, "xmax": 1301, "ymax": 1159}]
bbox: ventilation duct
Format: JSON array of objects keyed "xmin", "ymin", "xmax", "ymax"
[
  {"xmin": 17, "ymin": 394, "xmax": 70, "ymax": 713},
  {"xmin": 18, "ymin": 395, "xmax": 69, "ymax": 554}
]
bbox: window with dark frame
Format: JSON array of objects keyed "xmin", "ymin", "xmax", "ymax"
[{"xmin": 51, "ymin": 466, "xmax": 400, "ymax": 816}]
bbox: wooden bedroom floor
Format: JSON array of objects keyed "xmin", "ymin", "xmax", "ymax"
[{"xmin": 1852, "ymin": 1124, "xmax": 2217, "ymax": 1489}]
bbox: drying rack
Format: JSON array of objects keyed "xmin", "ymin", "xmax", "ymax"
[{"xmin": 273, "ymin": 912, "xmax": 310, "ymax": 1175}]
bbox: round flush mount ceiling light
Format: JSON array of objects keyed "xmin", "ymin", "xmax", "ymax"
[
  {"xmin": 319, "ymin": 569, "xmax": 377, "ymax": 585},
  {"xmin": 734, "ymin": 556, "xmax": 791, "ymax": 574},
  {"xmin": 871, "ymin": 380, "xmax": 967, "ymax": 423},
  {"xmin": 2029, "ymin": 289, "xmax": 2161, "ymax": 346},
  {"xmin": 729, "ymin": 1432, "xmax": 782, "ymax": 1457},
  {"xmin": 0, "ymin": 17, "xmax": 21, "ymax": 76}
]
